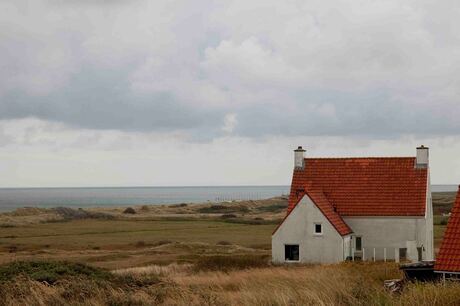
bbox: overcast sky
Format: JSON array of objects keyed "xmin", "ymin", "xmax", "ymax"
[{"xmin": 1, "ymin": 0, "xmax": 460, "ymax": 187}]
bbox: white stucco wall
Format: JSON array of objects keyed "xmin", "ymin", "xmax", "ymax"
[
  {"xmin": 272, "ymin": 195, "xmax": 345, "ymax": 264},
  {"xmin": 425, "ymin": 172, "xmax": 434, "ymax": 260},
  {"xmin": 343, "ymin": 216, "xmax": 429, "ymax": 261}
]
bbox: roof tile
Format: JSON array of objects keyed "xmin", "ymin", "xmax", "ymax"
[
  {"xmin": 287, "ymin": 157, "xmax": 427, "ymax": 216},
  {"xmin": 435, "ymin": 186, "xmax": 460, "ymax": 273}
]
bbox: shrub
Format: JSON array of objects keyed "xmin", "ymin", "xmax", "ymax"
[
  {"xmin": 220, "ymin": 213, "xmax": 237, "ymax": 219},
  {"xmin": 140, "ymin": 205, "xmax": 150, "ymax": 212},
  {"xmin": 198, "ymin": 205, "xmax": 249, "ymax": 214},
  {"xmin": 135, "ymin": 241, "xmax": 146, "ymax": 248},
  {"xmin": 193, "ymin": 255, "xmax": 270, "ymax": 272},
  {"xmin": 216, "ymin": 241, "xmax": 232, "ymax": 245},
  {"xmin": 0, "ymin": 261, "xmax": 113, "ymax": 284},
  {"xmin": 256, "ymin": 204, "xmax": 287, "ymax": 213},
  {"xmin": 171, "ymin": 203, "xmax": 188, "ymax": 208},
  {"xmin": 123, "ymin": 207, "xmax": 136, "ymax": 214}
]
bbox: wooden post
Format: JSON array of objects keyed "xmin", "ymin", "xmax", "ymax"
[
  {"xmin": 362, "ymin": 248, "xmax": 365, "ymax": 261},
  {"xmin": 352, "ymin": 248, "xmax": 355, "ymax": 261},
  {"xmin": 395, "ymin": 248, "xmax": 399, "ymax": 263},
  {"xmin": 384, "ymin": 248, "xmax": 387, "ymax": 262},
  {"xmin": 373, "ymin": 248, "xmax": 376, "ymax": 262}
]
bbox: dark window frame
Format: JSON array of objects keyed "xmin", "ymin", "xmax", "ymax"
[
  {"xmin": 314, "ymin": 223, "xmax": 323, "ymax": 235},
  {"xmin": 285, "ymin": 244, "xmax": 300, "ymax": 261},
  {"xmin": 355, "ymin": 236, "xmax": 362, "ymax": 251}
]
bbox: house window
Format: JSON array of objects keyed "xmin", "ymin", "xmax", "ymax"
[
  {"xmin": 355, "ymin": 236, "xmax": 362, "ymax": 251},
  {"xmin": 314, "ymin": 223, "xmax": 323, "ymax": 235},
  {"xmin": 285, "ymin": 245, "xmax": 299, "ymax": 261}
]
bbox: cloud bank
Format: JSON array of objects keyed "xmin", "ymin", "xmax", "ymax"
[
  {"xmin": 1, "ymin": 0, "xmax": 460, "ymax": 140},
  {"xmin": 2, "ymin": 1, "xmax": 460, "ymax": 187}
]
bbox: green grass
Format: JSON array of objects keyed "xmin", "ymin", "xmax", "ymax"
[{"xmin": 0, "ymin": 219, "xmax": 275, "ymax": 250}]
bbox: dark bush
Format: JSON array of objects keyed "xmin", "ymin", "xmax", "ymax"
[
  {"xmin": 256, "ymin": 204, "xmax": 287, "ymax": 213},
  {"xmin": 153, "ymin": 240, "xmax": 173, "ymax": 246},
  {"xmin": 123, "ymin": 207, "xmax": 136, "ymax": 214},
  {"xmin": 222, "ymin": 218, "xmax": 281, "ymax": 225},
  {"xmin": 220, "ymin": 213, "xmax": 237, "ymax": 219},
  {"xmin": 171, "ymin": 203, "xmax": 188, "ymax": 208},
  {"xmin": 198, "ymin": 205, "xmax": 249, "ymax": 214},
  {"xmin": 193, "ymin": 255, "xmax": 270, "ymax": 272},
  {"xmin": 53, "ymin": 207, "xmax": 114, "ymax": 220},
  {"xmin": 216, "ymin": 240, "xmax": 232, "ymax": 245},
  {"xmin": 0, "ymin": 261, "xmax": 113, "ymax": 284},
  {"xmin": 135, "ymin": 241, "xmax": 146, "ymax": 248}
]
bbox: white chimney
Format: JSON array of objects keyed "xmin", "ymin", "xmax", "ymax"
[
  {"xmin": 416, "ymin": 145, "xmax": 429, "ymax": 168},
  {"xmin": 294, "ymin": 146, "xmax": 306, "ymax": 170}
]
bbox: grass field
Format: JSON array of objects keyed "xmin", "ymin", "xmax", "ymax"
[{"xmin": 0, "ymin": 193, "xmax": 457, "ymax": 305}]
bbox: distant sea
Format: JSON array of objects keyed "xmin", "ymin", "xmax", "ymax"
[
  {"xmin": 0, "ymin": 184, "xmax": 456, "ymax": 213},
  {"xmin": 0, "ymin": 186, "xmax": 290, "ymax": 213}
]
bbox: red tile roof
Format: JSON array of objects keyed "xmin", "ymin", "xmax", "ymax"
[
  {"xmin": 287, "ymin": 157, "xmax": 428, "ymax": 217},
  {"xmin": 272, "ymin": 188, "xmax": 352, "ymax": 236},
  {"xmin": 435, "ymin": 186, "xmax": 460, "ymax": 273},
  {"xmin": 304, "ymin": 185, "xmax": 353, "ymax": 236}
]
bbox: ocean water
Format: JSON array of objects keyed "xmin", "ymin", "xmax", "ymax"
[
  {"xmin": 0, "ymin": 186, "xmax": 290, "ymax": 212},
  {"xmin": 0, "ymin": 184, "xmax": 456, "ymax": 213}
]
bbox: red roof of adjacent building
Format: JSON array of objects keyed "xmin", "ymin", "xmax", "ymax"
[
  {"xmin": 274, "ymin": 156, "xmax": 428, "ymax": 236},
  {"xmin": 435, "ymin": 186, "xmax": 460, "ymax": 273},
  {"xmin": 288, "ymin": 157, "xmax": 428, "ymax": 217}
]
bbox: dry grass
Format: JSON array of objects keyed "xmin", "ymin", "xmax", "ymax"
[
  {"xmin": 1, "ymin": 261, "xmax": 460, "ymax": 306},
  {"xmin": 0, "ymin": 193, "xmax": 458, "ymax": 304}
]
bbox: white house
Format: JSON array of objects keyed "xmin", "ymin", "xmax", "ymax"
[{"xmin": 272, "ymin": 146, "xmax": 434, "ymax": 264}]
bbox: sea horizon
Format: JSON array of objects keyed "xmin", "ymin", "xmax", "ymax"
[{"xmin": 0, "ymin": 184, "xmax": 456, "ymax": 213}]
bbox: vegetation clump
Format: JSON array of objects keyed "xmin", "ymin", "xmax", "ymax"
[
  {"xmin": 193, "ymin": 254, "xmax": 270, "ymax": 272},
  {"xmin": 0, "ymin": 261, "xmax": 113, "ymax": 284},
  {"xmin": 198, "ymin": 205, "xmax": 250, "ymax": 214},
  {"xmin": 220, "ymin": 213, "xmax": 237, "ymax": 219},
  {"xmin": 123, "ymin": 207, "xmax": 137, "ymax": 214}
]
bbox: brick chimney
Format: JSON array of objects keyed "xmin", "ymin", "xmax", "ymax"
[
  {"xmin": 416, "ymin": 145, "xmax": 429, "ymax": 169},
  {"xmin": 294, "ymin": 146, "xmax": 306, "ymax": 170}
]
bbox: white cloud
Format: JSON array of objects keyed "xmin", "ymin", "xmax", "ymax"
[
  {"xmin": 1, "ymin": 1, "xmax": 460, "ymax": 186},
  {"xmin": 222, "ymin": 113, "xmax": 238, "ymax": 133}
]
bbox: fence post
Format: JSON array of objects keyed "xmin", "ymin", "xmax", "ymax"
[
  {"xmin": 395, "ymin": 248, "xmax": 399, "ymax": 263},
  {"xmin": 373, "ymin": 248, "xmax": 376, "ymax": 262},
  {"xmin": 362, "ymin": 248, "xmax": 365, "ymax": 261},
  {"xmin": 384, "ymin": 248, "xmax": 387, "ymax": 262},
  {"xmin": 352, "ymin": 248, "xmax": 355, "ymax": 261}
]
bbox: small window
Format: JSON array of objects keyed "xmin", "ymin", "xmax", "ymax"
[
  {"xmin": 285, "ymin": 245, "xmax": 299, "ymax": 261},
  {"xmin": 314, "ymin": 223, "xmax": 323, "ymax": 235},
  {"xmin": 355, "ymin": 236, "xmax": 362, "ymax": 251}
]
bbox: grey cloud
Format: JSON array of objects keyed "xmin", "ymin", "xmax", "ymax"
[
  {"xmin": 0, "ymin": 65, "xmax": 224, "ymax": 136},
  {"xmin": 1, "ymin": 0, "xmax": 460, "ymax": 141}
]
